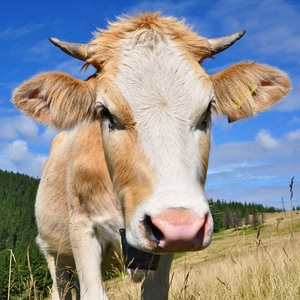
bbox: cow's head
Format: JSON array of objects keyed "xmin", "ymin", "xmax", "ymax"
[{"xmin": 12, "ymin": 13, "xmax": 290, "ymax": 253}]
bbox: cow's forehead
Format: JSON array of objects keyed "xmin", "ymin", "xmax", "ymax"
[{"xmin": 114, "ymin": 29, "xmax": 213, "ymax": 124}]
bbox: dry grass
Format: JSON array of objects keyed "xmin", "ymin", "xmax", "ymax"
[
  {"xmin": 4, "ymin": 246, "xmax": 51, "ymax": 300},
  {"xmin": 6, "ymin": 211, "xmax": 300, "ymax": 299},
  {"xmin": 106, "ymin": 211, "xmax": 300, "ymax": 299},
  {"xmin": 6, "ymin": 209, "xmax": 300, "ymax": 299}
]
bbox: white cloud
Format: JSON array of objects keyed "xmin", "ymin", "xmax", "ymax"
[
  {"xmin": 3, "ymin": 140, "xmax": 29, "ymax": 161},
  {"xmin": 0, "ymin": 115, "xmax": 39, "ymax": 141},
  {"xmin": 206, "ymin": 127, "xmax": 300, "ymax": 207},
  {"xmin": 209, "ymin": 128, "xmax": 299, "ymax": 173},
  {"xmin": 0, "ymin": 139, "xmax": 47, "ymax": 177},
  {"xmin": 0, "ymin": 115, "xmax": 59, "ymax": 177},
  {"xmin": 255, "ymin": 129, "xmax": 279, "ymax": 149},
  {"xmin": 286, "ymin": 128, "xmax": 300, "ymax": 141}
]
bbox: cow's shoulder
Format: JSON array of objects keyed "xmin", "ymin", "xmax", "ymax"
[{"xmin": 50, "ymin": 130, "xmax": 70, "ymax": 154}]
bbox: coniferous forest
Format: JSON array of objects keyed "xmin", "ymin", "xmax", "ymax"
[
  {"xmin": 0, "ymin": 170, "xmax": 50, "ymax": 299},
  {"xmin": 0, "ymin": 169, "xmax": 287, "ymax": 298}
]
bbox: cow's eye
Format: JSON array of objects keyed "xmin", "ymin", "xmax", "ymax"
[
  {"xmin": 196, "ymin": 101, "xmax": 212, "ymax": 131},
  {"xmin": 100, "ymin": 106, "xmax": 116, "ymax": 131},
  {"xmin": 202, "ymin": 101, "xmax": 212, "ymax": 128},
  {"xmin": 100, "ymin": 106, "xmax": 110, "ymax": 119}
]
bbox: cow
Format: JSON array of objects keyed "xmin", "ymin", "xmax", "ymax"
[{"xmin": 12, "ymin": 13, "xmax": 290, "ymax": 300}]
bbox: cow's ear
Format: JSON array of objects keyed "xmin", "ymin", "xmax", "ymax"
[
  {"xmin": 211, "ymin": 62, "xmax": 291, "ymax": 122},
  {"xmin": 12, "ymin": 72, "xmax": 97, "ymax": 128}
]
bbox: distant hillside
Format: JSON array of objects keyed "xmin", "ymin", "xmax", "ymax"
[
  {"xmin": 0, "ymin": 170, "xmax": 39, "ymax": 252},
  {"xmin": 0, "ymin": 169, "xmax": 50, "ymax": 298}
]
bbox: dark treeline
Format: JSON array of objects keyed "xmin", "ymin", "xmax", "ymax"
[
  {"xmin": 0, "ymin": 169, "xmax": 293, "ymax": 298},
  {"xmin": 209, "ymin": 199, "xmax": 283, "ymax": 232},
  {"xmin": 0, "ymin": 169, "xmax": 50, "ymax": 299}
]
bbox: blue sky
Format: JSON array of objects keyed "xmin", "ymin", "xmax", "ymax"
[{"xmin": 0, "ymin": 0, "xmax": 299, "ymax": 208}]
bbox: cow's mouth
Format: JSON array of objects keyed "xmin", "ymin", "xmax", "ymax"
[{"xmin": 119, "ymin": 229, "xmax": 161, "ymax": 270}]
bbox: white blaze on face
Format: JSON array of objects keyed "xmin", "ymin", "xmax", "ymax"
[{"xmin": 114, "ymin": 29, "xmax": 214, "ymax": 248}]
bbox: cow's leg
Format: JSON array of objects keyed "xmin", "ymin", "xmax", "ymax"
[
  {"xmin": 45, "ymin": 252, "xmax": 73, "ymax": 300},
  {"xmin": 69, "ymin": 216, "xmax": 108, "ymax": 300},
  {"xmin": 141, "ymin": 253, "xmax": 174, "ymax": 300}
]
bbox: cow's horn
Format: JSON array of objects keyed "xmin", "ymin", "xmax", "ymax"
[
  {"xmin": 49, "ymin": 37, "xmax": 94, "ymax": 61},
  {"xmin": 208, "ymin": 30, "xmax": 246, "ymax": 55}
]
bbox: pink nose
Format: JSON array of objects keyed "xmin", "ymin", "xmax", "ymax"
[{"xmin": 147, "ymin": 208, "xmax": 209, "ymax": 252}]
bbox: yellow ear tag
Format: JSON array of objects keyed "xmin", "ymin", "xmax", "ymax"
[
  {"xmin": 250, "ymin": 84, "xmax": 258, "ymax": 95},
  {"xmin": 234, "ymin": 102, "xmax": 241, "ymax": 109},
  {"xmin": 233, "ymin": 84, "xmax": 258, "ymax": 109}
]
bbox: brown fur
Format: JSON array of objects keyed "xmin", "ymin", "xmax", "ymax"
[
  {"xmin": 36, "ymin": 121, "xmax": 121, "ymax": 261},
  {"xmin": 41, "ymin": 131, "xmax": 69, "ymax": 174},
  {"xmin": 96, "ymin": 81, "xmax": 155, "ymax": 225},
  {"xmin": 87, "ymin": 12, "xmax": 212, "ymax": 73},
  {"xmin": 70, "ymin": 15, "xmax": 197, "ymax": 76},
  {"xmin": 13, "ymin": 72, "xmax": 97, "ymax": 128},
  {"xmin": 199, "ymin": 131, "xmax": 211, "ymax": 186}
]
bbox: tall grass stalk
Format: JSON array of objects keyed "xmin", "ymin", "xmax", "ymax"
[
  {"xmin": 7, "ymin": 249, "xmax": 16, "ymax": 300},
  {"xmin": 289, "ymin": 176, "xmax": 295, "ymax": 239},
  {"xmin": 27, "ymin": 246, "xmax": 37, "ymax": 299}
]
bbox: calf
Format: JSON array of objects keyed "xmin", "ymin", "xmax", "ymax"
[{"xmin": 12, "ymin": 13, "xmax": 290, "ymax": 300}]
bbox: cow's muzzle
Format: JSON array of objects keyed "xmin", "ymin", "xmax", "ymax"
[{"xmin": 142, "ymin": 207, "xmax": 213, "ymax": 253}]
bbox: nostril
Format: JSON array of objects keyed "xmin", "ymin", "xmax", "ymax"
[{"xmin": 143, "ymin": 215, "xmax": 164, "ymax": 244}]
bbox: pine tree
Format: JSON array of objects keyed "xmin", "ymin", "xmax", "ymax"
[
  {"xmin": 222, "ymin": 207, "xmax": 232, "ymax": 229},
  {"xmin": 208, "ymin": 200, "xmax": 223, "ymax": 232},
  {"xmin": 233, "ymin": 209, "xmax": 242, "ymax": 229},
  {"xmin": 244, "ymin": 209, "xmax": 250, "ymax": 226},
  {"xmin": 252, "ymin": 205, "xmax": 260, "ymax": 228}
]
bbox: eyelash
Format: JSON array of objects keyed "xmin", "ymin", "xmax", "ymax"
[{"xmin": 201, "ymin": 101, "xmax": 212, "ymax": 128}]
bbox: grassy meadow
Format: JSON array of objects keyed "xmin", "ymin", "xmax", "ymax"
[
  {"xmin": 106, "ymin": 211, "xmax": 300, "ymax": 299},
  {"xmin": 6, "ymin": 210, "xmax": 300, "ymax": 299}
]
